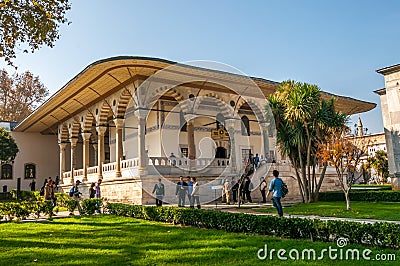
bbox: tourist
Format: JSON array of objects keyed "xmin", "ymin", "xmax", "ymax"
[
  {"xmin": 152, "ymin": 178, "xmax": 165, "ymax": 207},
  {"xmin": 55, "ymin": 175, "xmax": 60, "ymax": 189},
  {"xmin": 40, "ymin": 178, "xmax": 47, "ymax": 196},
  {"xmin": 89, "ymin": 183, "xmax": 96, "ymax": 198},
  {"xmin": 95, "ymin": 179, "xmax": 102, "ymax": 213},
  {"xmin": 69, "ymin": 180, "xmax": 82, "ymax": 215},
  {"xmin": 186, "ymin": 176, "xmax": 193, "ymax": 204},
  {"xmin": 223, "ymin": 178, "xmax": 231, "ymax": 204},
  {"xmin": 29, "ymin": 180, "xmax": 36, "ymax": 191},
  {"xmin": 175, "ymin": 176, "xmax": 187, "ymax": 207},
  {"xmin": 244, "ymin": 176, "xmax": 252, "ymax": 203},
  {"xmin": 266, "ymin": 170, "xmax": 284, "ymax": 217},
  {"xmin": 51, "ymin": 180, "xmax": 57, "ymax": 208},
  {"xmin": 190, "ymin": 177, "xmax": 200, "ymax": 209},
  {"xmin": 231, "ymin": 177, "xmax": 238, "ymax": 203},
  {"xmin": 43, "ymin": 179, "xmax": 53, "ymax": 201},
  {"xmin": 253, "ymin": 153, "xmax": 260, "ymax": 169},
  {"xmin": 259, "ymin": 176, "xmax": 267, "ymax": 203}
]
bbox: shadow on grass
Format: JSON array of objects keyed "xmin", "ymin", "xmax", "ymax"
[{"xmin": 0, "ymin": 215, "xmax": 399, "ymax": 265}]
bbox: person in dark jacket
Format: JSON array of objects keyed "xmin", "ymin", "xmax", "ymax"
[
  {"xmin": 152, "ymin": 178, "xmax": 165, "ymax": 206},
  {"xmin": 175, "ymin": 176, "xmax": 187, "ymax": 207},
  {"xmin": 244, "ymin": 176, "xmax": 252, "ymax": 203}
]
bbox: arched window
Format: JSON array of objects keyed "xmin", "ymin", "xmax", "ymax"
[
  {"xmin": 25, "ymin": 163, "xmax": 36, "ymax": 179},
  {"xmin": 1, "ymin": 164, "xmax": 13, "ymax": 179},
  {"xmin": 241, "ymin": 116, "xmax": 250, "ymax": 136}
]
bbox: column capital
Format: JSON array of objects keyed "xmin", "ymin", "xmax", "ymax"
[
  {"xmin": 70, "ymin": 138, "xmax": 78, "ymax": 146},
  {"xmin": 113, "ymin": 118, "xmax": 125, "ymax": 129},
  {"xmin": 96, "ymin": 125, "xmax": 107, "ymax": 135},
  {"xmin": 260, "ymin": 122, "xmax": 270, "ymax": 131},
  {"xmin": 183, "ymin": 113, "xmax": 196, "ymax": 123},
  {"xmin": 81, "ymin": 132, "xmax": 92, "ymax": 141},
  {"xmin": 225, "ymin": 118, "xmax": 236, "ymax": 129},
  {"xmin": 134, "ymin": 108, "xmax": 148, "ymax": 119},
  {"xmin": 59, "ymin": 143, "xmax": 67, "ymax": 150}
]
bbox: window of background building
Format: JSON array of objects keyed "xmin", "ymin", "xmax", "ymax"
[
  {"xmin": 181, "ymin": 147, "xmax": 188, "ymax": 157},
  {"xmin": 1, "ymin": 164, "xmax": 13, "ymax": 179},
  {"xmin": 24, "ymin": 163, "xmax": 36, "ymax": 179}
]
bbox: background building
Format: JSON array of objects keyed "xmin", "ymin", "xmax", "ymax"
[{"xmin": 376, "ymin": 64, "xmax": 400, "ymax": 189}]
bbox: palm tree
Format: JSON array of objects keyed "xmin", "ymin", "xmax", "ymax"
[{"xmin": 268, "ymin": 80, "xmax": 347, "ymax": 203}]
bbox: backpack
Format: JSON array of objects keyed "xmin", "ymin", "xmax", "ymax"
[
  {"xmin": 69, "ymin": 186, "xmax": 75, "ymax": 197},
  {"xmin": 260, "ymin": 180, "xmax": 267, "ymax": 191},
  {"xmin": 281, "ymin": 182, "xmax": 289, "ymax": 198}
]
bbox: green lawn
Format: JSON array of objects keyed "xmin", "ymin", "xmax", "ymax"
[
  {"xmin": 0, "ymin": 215, "xmax": 399, "ymax": 265},
  {"xmin": 254, "ymin": 202, "xmax": 400, "ymax": 221}
]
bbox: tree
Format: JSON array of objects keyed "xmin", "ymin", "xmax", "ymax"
[
  {"xmin": 0, "ymin": 127, "xmax": 19, "ymax": 163},
  {"xmin": 0, "ymin": 0, "xmax": 71, "ymax": 66},
  {"xmin": 0, "ymin": 69, "xmax": 48, "ymax": 122},
  {"xmin": 268, "ymin": 80, "xmax": 347, "ymax": 203},
  {"xmin": 368, "ymin": 150, "xmax": 389, "ymax": 183},
  {"xmin": 319, "ymin": 133, "xmax": 369, "ymax": 210}
]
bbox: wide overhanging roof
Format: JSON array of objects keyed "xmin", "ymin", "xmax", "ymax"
[{"xmin": 14, "ymin": 56, "xmax": 376, "ymax": 134}]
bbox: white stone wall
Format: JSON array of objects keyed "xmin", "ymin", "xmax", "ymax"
[{"xmin": 1, "ymin": 132, "xmax": 59, "ymax": 191}]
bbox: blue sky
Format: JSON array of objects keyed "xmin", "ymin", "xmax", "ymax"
[{"xmin": 2, "ymin": 0, "xmax": 400, "ymax": 133}]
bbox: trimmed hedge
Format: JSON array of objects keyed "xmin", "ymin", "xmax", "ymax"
[
  {"xmin": 0, "ymin": 190, "xmax": 103, "ymax": 219},
  {"xmin": 106, "ymin": 203, "xmax": 400, "ymax": 249},
  {"xmin": 318, "ymin": 190, "xmax": 400, "ymax": 202}
]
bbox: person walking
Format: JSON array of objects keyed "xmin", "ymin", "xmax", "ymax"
[
  {"xmin": 69, "ymin": 180, "xmax": 83, "ymax": 215},
  {"xmin": 29, "ymin": 180, "xmax": 36, "ymax": 191},
  {"xmin": 223, "ymin": 178, "xmax": 231, "ymax": 204},
  {"xmin": 43, "ymin": 179, "xmax": 54, "ymax": 201},
  {"xmin": 175, "ymin": 176, "xmax": 187, "ymax": 207},
  {"xmin": 266, "ymin": 170, "xmax": 284, "ymax": 217},
  {"xmin": 253, "ymin": 153, "xmax": 260, "ymax": 169},
  {"xmin": 89, "ymin": 183, "xmax": 96, "ymax": 198},
  {"xmin": 95, "ymin": 179, "xmax": 102, "ymax": 213},
  {"xmin": 152, "ymin": 178, "xmax": 165, "ymax": 207},
  {"xmin": 190, "ymin": 177, "xmax": 200, "ymax": 209},
  {"xmin": 231, "ymin": 177, "xmax": 238, "ymax": 203},
  {"xmin": 186, "ymin": 176, "xmax": 193, "ymax": 204},
  {"xmin": 244, "ymin": 176, "xmax": 252, "ymax": 203},
  {"xmin": 259, "ymin": 176, "xmax": 267, "ymax": 203}
]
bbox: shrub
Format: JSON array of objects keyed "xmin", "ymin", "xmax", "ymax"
[
  {"xmin": 81, "ymin": 199, "xmax": 102, "ymax": 215},
  {"xmin": 10, "ymin": 190, "xmax": 40, "ymax": 201},
  {"xmin": 318, "ymin": 190, "xmax": 400, "ymax": 202},
  {"xmin": 106, "ymin": 203, "xmax": 400, "ymax": 249}
]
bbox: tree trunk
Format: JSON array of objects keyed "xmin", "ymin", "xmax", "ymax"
[
  {"xmin": 314, "ymin": 163, "xmax": 328, "ymax": 202},
  {"xmin": 344, "ymin": 190, "xmax": 351, "ymax": 211},
  {"xmin": 295, "ymin": 168, "xmax": 305, "ymax": 203}
]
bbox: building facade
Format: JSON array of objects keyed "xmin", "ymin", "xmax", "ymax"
[
  {"xmin": 376, "ymin": 64, "xmax": 400, "ymax": 189},
  {"xmin": 10, "ymin": 57, "xmax": 376, "ymax": 203}
]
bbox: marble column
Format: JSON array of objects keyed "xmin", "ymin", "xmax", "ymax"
[
  {"xmin": 59, "ymin": 143, "xmax": 67, "ymax": 184},
  {"xmin": 184, "ymin": 114, "xmax": 196, "ymax": 171},
  {"xmin": 114, "ymin": 118, "xmax": 124, "ymax": 177},
  {"xmin": 81, "ymin": 132, "xmax": 91, "ymax": 181},
  {"xmin": 96, "ymin": 126, "xmax": 107, "ymax": 179},
  {"xmin": 134, "ymin": 109, "xmax": 148, "ymax": 175},
  {"xmin": 70, "ymin": 138, "xmax": 78, "ymax": 183},
  {"xmin": 261, "ymin": 122, "xmax": 270, "ymax": 160},
  {"xmin": 225, "ymin": 119, "xmax": 237, "ymax": 172}
]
